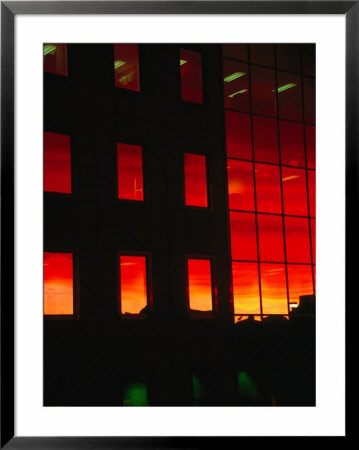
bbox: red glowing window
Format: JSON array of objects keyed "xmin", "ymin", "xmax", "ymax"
[
  {"xmin": 230, "ymin": 212, "xmax": 257, "ymax": 261},
  {"xmin": 187, "ymin": 259, "xmax": 214, "ymax": 313},
  {"xmin": 227, "ymin": 160, "xmax": 254, "ymax": 211},
  {"xmin": 255, "ymin": 163, "xmax": 282, "ymax": 214},
  {"xmin": 287, "ymin": 264, "xmax": 314, "ymax": 307},
  {"xmin": 277, "ymin": 72, "xmax": 302, "ymax": 122},
  {"xmin": 279, "ymin": 121, "xmax": 305, "ymax": 167},
  {"xmin": 232, "ymin": 262, "xmax": 261, "ymax": 315},
  {"xmin": 118, "ymin": 255, "xmax": 148, "ymax": 316},
  {"xmin": 222, "ymin": 44, "xmax": 248, "ymax": 61},
  {"xmin": 180, "ymin": 49, "xmax": 203, "ymax": 104},
  {"xmin": 44, "ymin": 131, "xmax": 72, "ymax": 194},
  {"xmin": 305, "ymin": 125, "xmax": 316, "ymax": 169},
  {"xmin": 44, "ymin": 44, "xmax": 68, "ymax": 76},
  {"xmin": 184, "ymin": 153, "xmax": 208, "ymax": 208},
  {"xmin": 251, "ymin": 66, "xmax": 276, "ymax": 117},
  {"xmin": 223, "ymin": 59, "xmax": 249, "ymax": 112},
  {"xmin": 311, "ymin": 219, "xmax": 316, "ymax": 264},
  {"xmin": 117, "ymin": 143, "xmax": 144, "ymax": 201},
  {"xmin": 282, "ymin": 167, "xmax": 308, "ymax": 216},
  {"xmin": 252, "ymin": 116, "xmax": 279, "ymax": 164},
  {"xmin": 260, "ymin": 263, "xmax": 288, "ymax": 314},
  {"xmin": 303, "ymin": 77, "xmax": 315, "ymax": 124},
  {"xmin": 225, "ymin": 111, "xmax": 252, "ymax": 160},
  {"xmin": 285, "ymin": 217, "xmax": 311, "ymax": 264},
  {"xmin": 114, "ymin": 44, "xmax": 140, "ymax": 91},
  {"xmin": 257, "ymin": 214, "xmax": 285, "ymax": 262},
  {"xmin": 44, "ymin": 252, "xmax": 74, "ymax": 315},
  {"xmin": 307, "ymin": 170, "xmax": 316, "ymax": 217}
]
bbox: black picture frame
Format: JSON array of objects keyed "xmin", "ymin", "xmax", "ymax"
[{"xmin": 1, "ymin": 1, "xmax": 353, "ymax": 447}]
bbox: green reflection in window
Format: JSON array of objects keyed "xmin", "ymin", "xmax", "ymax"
[
  {"xmin": 238, "ymin": 372, "xmax": 259, "ymax": 398},
  {"xmin": 123, "ymin": 382, "xmax": 148, "ymax": 406}
]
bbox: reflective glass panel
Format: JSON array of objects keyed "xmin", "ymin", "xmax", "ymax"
[
  {"xmin": 303, "ymin": 77, "xmax": 315, "ymax": 123},
  {"xmin": 255, "ymin": 163, "xmax": 282, "ymax": 214},
  {"xmin": 282, "ymin": 167, "xmax": 308, "ymax": 216},
  {"xmin": 114, "ymin": 44, "xmax": 140, "ymax": 91},
  {"xmin": 222, "ymin": 44, "xmax": 248, "ymax": 61},
  {"xmin": 250, "ymin": 44, "xmax": 275, "ymax": 67},
  {"xmin": 187, "ymin": 259, "xmax": 213, "ymax": 312},
  {"xmin": 257, "ymin": 214, "xmax": 285, "ymax": 262},
  {"xmin": 305, "ymin": 125, "xmax": 316, "ymax": 169},
  {"xmin": 287, "ymin": 264, "xmax": 314, "ymax": 307},
  {"xmin": 223, "ymin": 60, "xmax": 250, "ymax": 112},
  {"xmin": 308, "ymin": 170, "xmax": 316, "ymax": 217},
  {"xmin": 252, "ymin": 115, "xmax": 279, "ymax": 163},
  {"xmin": 251, "ymin": 66, "xmax": 276, "ymax": 117},
  {"xmin": 279, "ymin": 120, "xmax": 305, "ymax": 167},
  {"xmin": 230, "ymin": 212, "xmax": 257, "ymax": 261},
  {"xmin": 117, "ymin": 143, "xmax": 144, "ymax": 201},
  {"xmin": 277, "ymin": 72, "xmax": 302, "ymax": 121},
  {"xmin": 44, "ymin": 131, "xmax": 72, "ymax": 194},
  {"xmin": 44, "ymin": 44, "xmax": 68, "ymax": 76},
  {"xmin": 227, "ymin": 160, "xmax": 255, "ymax": 211},
  {"xmin": 180, "ymin": 49, "xmax": 203, "ymax": 103},
  {"xmin": 184, "ymin": 153, "xmax": 208, "ymax": 207},
  {"xmin": 225, "ymin": 111, "xmax": 252, "ymax": 160},
  {"xmin": 260, "ymin": 263, "xmax": 288, "ymax": 314},
  {"xmin": 118, "ymin": 255, "xmax": 148, "ymax": 315},
  {"xmin": 232, "ymin": 262, "xmax": 261, "ymax": 314},
  {"xmin": 44, "ymin": 252, "xmax": 73, "ymax": 315},
  {"xmin": 285, "ymin": 217, "xmax": 311, "ymax": 263}
]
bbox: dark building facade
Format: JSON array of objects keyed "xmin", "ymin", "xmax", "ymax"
[{"xmin": 44, "ymin": 43, "xmax": 315, "ymax": 406}]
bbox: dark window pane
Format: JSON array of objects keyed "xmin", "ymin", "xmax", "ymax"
[
  {"xmin": 44, "ymin": 131, "xmax": 72, "ymax": 194},
  {"xmin": 232, "ymin": 262, "xmax": 261, "ymax": 314},
  {"xmin": 311, "ymin": 219, "xmax": 315, "ymax": 264},
  {"xmin": 307, "ymin": 170, "xmax": 315, "ymax": 217},
  {"xmin": 44, "ymin": 252, "xmax": 73, "ymax": 315},
  {"xmin": 255, "ymin": 163, "xmax": 282, "ymax": 214},
  {"xmin": 250, "ymin": 44, "xmax": 274, "ymax": 67},
  {"xmin": 257, "ymin": 214, "xmax": 285, "ymax": 262},
  {"xmin": 260, "ymin": 263, "xmax": 288, "ymax": 314},
  {"xmin": 287, "ymin": 264, "xmax": 314, "ymax": 308},
  {"xmin": 304, "ymin": 77, "xmax": 315, "ymax": 123},
  {"xmin": 230, "ymin": 212, "xmax": 257, "ymax": 260},
  {"xmin": 276, "ymin": 44, "xmax": 301, "ymax": 73},
  {"xmin": 44, "ymin": 44, "xmax": 68, "ymax": 76},
  {"xmin": 187, "ymin": 259, "xmax": 214, "ymax": 312},
  {"xmin": 180, "ymin": 49, "xmax": 203, "ymax": 104},
  {"xmin": 251, "ymin": 66, "xmax": 276, "ymax": 117},
  {"xmin": 117, "ymin": 143, "xmax": 144, "ymax": 201},
  {"xmin": 123, "ymin": 381, "xmax": 148, "ymax": 406},
  {"xmin": 114, "ymin": 44, "xmax": 140, "ymax": 91},
  {"xmin": 279, "ymin": 120, "xmax": 305, "ymax": 167},
  {"xmin": 184, "ymin": 153, "xmax": 208, "ymax": 207},
  {"xmin": 302, "ymin": 45, "xmax": 316, "ymax": 77},
  {"xmin": 305, "ymin": 125, "xmax": 316, "ymax": 169},
  {"xmin": 277, "ymin": 72, "xmax": 302, "ymax": 121},
  {"xmin": 222, "ymin": 44, "xmax": 248, "ymax": 61},
  {"xmin": 223, "ymin": 59, "xmax": 250, "ymax": 112},
  {"xmin": 118, "ymin": 255, "xmax": 148, "ymax": 315},
  {"xmin": 285, "ymin": 217, "xmax": 311, "ymax": 263},
  {"xmin": 252, "ymin": 115, "xmax": 279, "ymax": 163},
  {"xmin": 282, "ymin": 167, "xmax": 308, "ymax": 216},
  {"xmin": 227, "ymin": 160, "xmax": 255, "ymax": 211},
  {"xmin": 225, "ymin": 111, "xmax": 252, "ymax": 160}
]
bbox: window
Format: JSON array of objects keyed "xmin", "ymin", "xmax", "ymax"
[
  {"xmin": 230, "ymin": 212, "xmax": 257, "ymax": 261},
  {"xmin": 260, "ymin": 263, "xmax": 288, "ymax": 314},
  {"xmin": 287, "ymin": 264, "xmax": 314, "ymax": 308},
  {"xmin": 117, "ymin": 254, "xmax": 149, "ymax": 317},
  {"xmin": 44, "ymin": 252, "xmax": 74, "ymax": 316},
  {"xmin": 186, "ymin": 258, "xmax": 215, "ymax": 314},
  {"xmin": 117, "ymin": 143, "xmax": 144, "ymax": 201},
  {"xmin": 180, "ymin": 49, "xmax": 203, "ymax": 104},
  {"xmin": 227, "ymin": 160, "xmax": 255, "ymax": 211},
  {"xmin": 282, "ymin": 167, "xmax": 308, "ymax": 216},
  {"xmin": 225, "ymin": 111, "xmax": 252, "ymax": 160},
  {"xmin": 252, "ymin": 116, "xmax": 279, "ymax": 163},
  {"xmin": 44, "ymin": 44, "xmax": 68, "ymax": 76},
  {"xmin": 44, "ymin": 131, "xmax": 72, "ymax": 194},
  {"xmin": 223, "ymin": 59, "xmax": 249, "ymax": 112},
  {"xmin": 232, "ymin": 262, "xmax": 261, "ymax": 314},
  {"xmin": 184, "ymin": 153, "xmax": 208, "ymax": 207},
  {"xmin": 114, "ymin": 44, "xmax": 140, "ymax": 91},
  {"xmin": 279, "ymin": 121, "xmax": 305, "ymax": 167},
  {"xmin": 123, "ymin": 381, "xmax": 148, "ymax": 406}
]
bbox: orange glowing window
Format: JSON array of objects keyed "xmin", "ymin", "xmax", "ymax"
[
  {"xmin": 184, "ymin": 153, "xmax": 208, "ymax": 207},
  {"xmin": 180, "ymin": 49, "xmax": 203, "ymax": 104},
  {"xmin": 279, "ymin": 121, "xmax": 305, "ymax": 167},
  {"xmin": 44, "ymin": 131, "xmax": 72, "ymax": 194},
  {"xmin": 118, "ymin": 255, "xmax": 148, "ymax": 316},
  {"xmin": 225, "ymin": 111, "xmax": 252, "ymax": 160},
  {"xmin": 311, "ymin": 219, "xmax": 316, "ymax": 264},
  {"xmin": 230, "ymin": 212, "xmax": 257, "ymax": 261},
  {"xmin": 44, "ymin": 44, "xmax": 68, "ymax": 76},
  {"xmin": 257, "ymin": 214, "xmax": 285, "ymax": 262},
  {"xmin": 252, "ymin": 116, "xmax": 279, "ymax": 164},
  {"xmin": 255, "ymin": 163, "xmax": 282, "ymax": 214},
  {"xmin": 282, "ymin": 167, "xmax": 308, "ymax": 216},
  {"xmin": 227, "ymin": 160, "xmax": 254, "ymax": 211},
  {"xmin": 117, "ymin": 143, "xmax": 144, "ymax": 201},
  {"xmin": 260, "ymin": 263, "xmax": 288, "ymax": 314},
  {"xmin": 305, "ymin": 125, "xmax": 316, "ymax": 169},
  {"xmin": 187, "ymin": 259, "xmax": 214, "ymax": 313},
  {"xmin": 307, "ymin": 170, "xmax": 316, "ymax": 217},
  {"xmin": 114, "ymin": 44, "xmax": 140, "ymax": 91},
  {"xmin": 287, "ymin": 264, "xmax": 314, "ymax": 306},
  {"xmin": 232, "ymin": 262, "xmax": 261, "ymax": 315},
  {"xmin": 285, "ymin": 217, "xmax": 311, "ymax": 264},
  {"xmin": 44, "ymin": 252, "xmax": 74, "ymax": 315}
]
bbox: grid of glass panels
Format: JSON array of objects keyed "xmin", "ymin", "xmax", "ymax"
[{"xmin": 223, "ymin": 44, "xmax": 315, "ymax": 321}]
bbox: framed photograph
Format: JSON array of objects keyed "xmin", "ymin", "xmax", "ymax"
[{"xmin": 1, "ymin": 1, "xmax": 352, "ymax": 447}]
